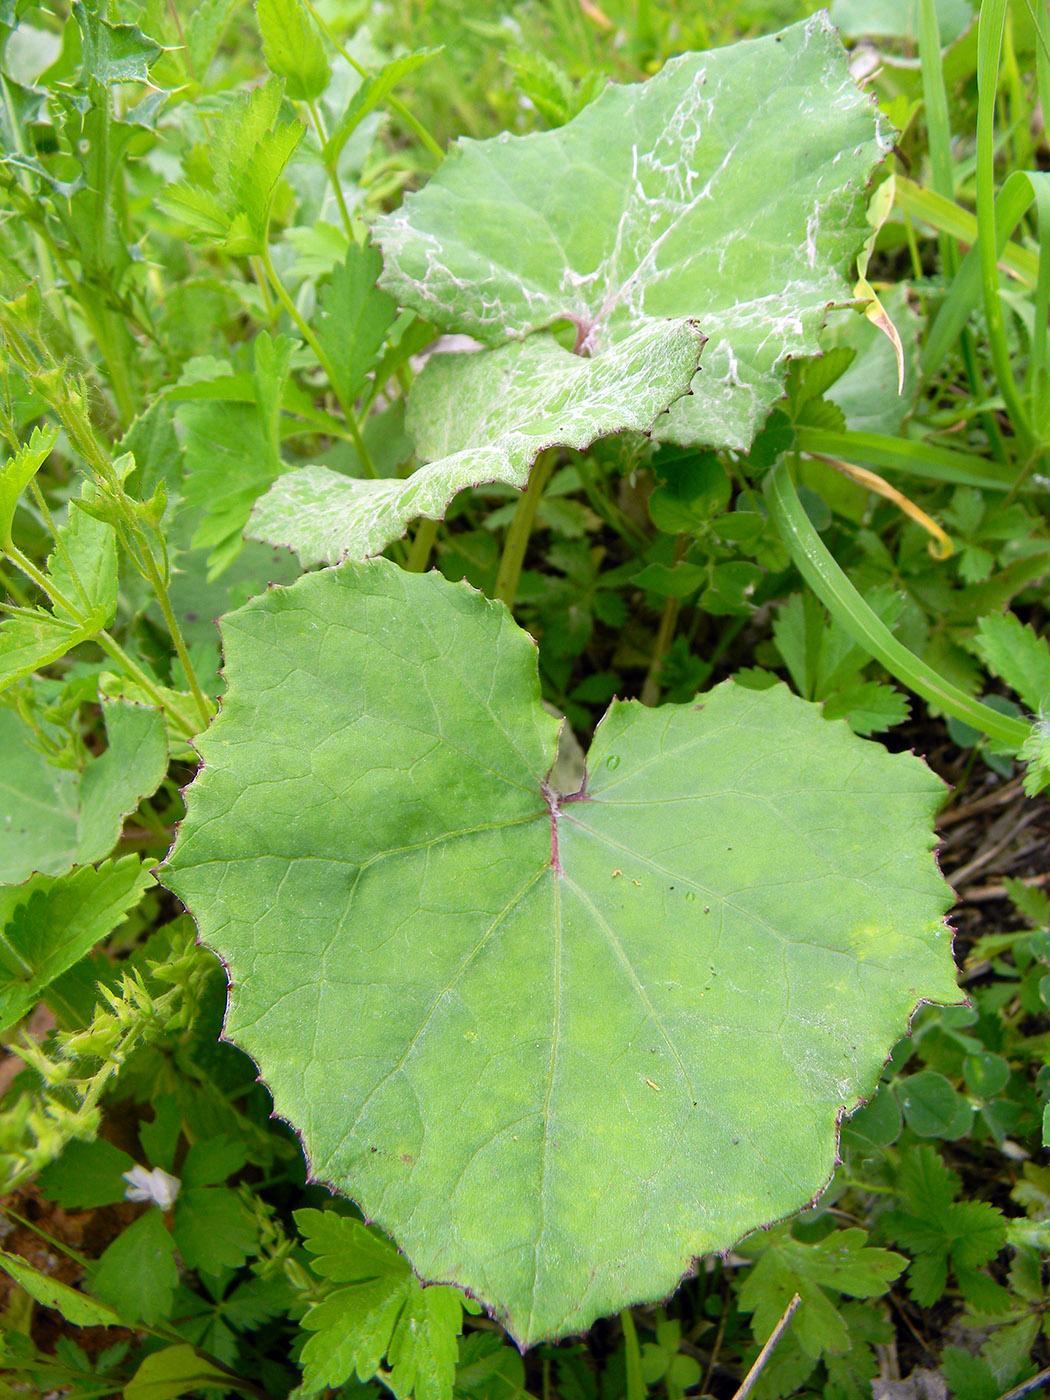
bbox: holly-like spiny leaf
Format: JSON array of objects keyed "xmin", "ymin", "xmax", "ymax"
[{"xmin": 164, "ymin": 560, "xmax": 958, "ymax": 1345}]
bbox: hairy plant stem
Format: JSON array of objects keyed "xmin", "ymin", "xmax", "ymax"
[
  {"xmin": 25, "ymin": 384, "xmax": 211, "ymax": 726},
  {"xmin": 494, "ymin": 452, "xmax": 556, "ymax": 609}
]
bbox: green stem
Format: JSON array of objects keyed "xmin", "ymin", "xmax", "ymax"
[
  {"xmin": 300, "ymin": 0, "xmax": 444, "ymax": 161},
  {"xmin": 27, "ymin": 481, "xmax": 93, "ymax": 615},
  {"xmin": 621, "ymin": 1309, "xmax": 646, "ymax": 1400},
  {"xmin": 250, "ymin": 255, "xmax": 277, "ymax": 320},
  {"xmin": 308, "ymin": 96, "xmax": 355, "ymax": 239},
  {"xmin": 493, "ymin": 452, "xmax": 555, "ymax": 609},
  {"xmin": 976, "ymin": 0, "xmax": 1033, "ymax": 447},
  {"xmin": 764, "ymin": 460, "xmax": 1030, "ymax": 750},
  {"xmin": 5, "ymin": 542, "xmax": 197, "ymax": 737},
  {"xmin": 641, "ymin": 536, "xmax": 687, "ymax": 706},
  {"xmin": 918, "ymin": 0, "xmax": 959, "ymax": 279},
  {"xmin": 258, "ymin": 242, "xmax": 378, "ymax": 479},
  {"xmin": 405, "ymin": 517, "xmax": 439, "ymax": 572},
  {"xmin": 137, "ymin": 545, "xmax": 212, "ymax": 728}
]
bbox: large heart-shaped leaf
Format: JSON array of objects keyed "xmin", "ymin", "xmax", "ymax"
[
  {"xmin": 247, "ymin": 320, "xmax": 703, "ymax": 566},
  {"xmin": 374, "ymin": 14, "xmax": 890, "ymax": 452},
  {"xmin": 163, "ymin": 561, "xmax": 957, "ymax": 1345}
]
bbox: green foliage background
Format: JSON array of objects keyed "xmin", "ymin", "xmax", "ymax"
[{"xmin": 1, "ymin": 0, "xmax": 1050, "ymax": 1397}]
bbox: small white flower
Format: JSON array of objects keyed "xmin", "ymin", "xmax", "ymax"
[{"xmin": 122, "ymin": 1164, "xmax": 181, "ymax": 1211}]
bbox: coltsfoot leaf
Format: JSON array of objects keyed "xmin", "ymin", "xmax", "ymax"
[
  {"xmin": 373, "ymin": 15, "xmax": 891, "ymax": 451},
  {"xmin": 164, "ymin": 561, "xmax": 958, "ymax": 1345},
  {"xmin": 247, "ymin": 319, "xmax": 704, "ymax": 565}
]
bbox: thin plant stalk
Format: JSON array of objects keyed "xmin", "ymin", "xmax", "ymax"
[
  {"xmin": 3, "ymin": 542, "xmax": 198, "ymax": 738},
  {"xmin": 405, "ymin": 517, "xmax": 439, "ymax": 572},
  {"xmin": 493, "ymin": 452, "xmax": 556, "ymax": 609},
  {"xmin": 307, "ymin": 95, "xmax": 355, "ymax": 239},
  {"xmin": 641, "ymin": 535, "xmax": 687, "ymax": 706},
  {"xmin": 620, "ymin": 1309, "xmax": 646, "ymax": 1400},
  {"xmin": 258, "ymin": 242, "xmax": 378, "ymax": 480},
  {"xmin": 300, "ymin": 0, "xmax": 444, "ymax": 161}
]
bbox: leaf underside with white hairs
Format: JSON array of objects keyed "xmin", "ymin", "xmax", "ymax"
[
  {"xmin": 247, "ymin": 320, "xmax": 703, "ymax": 566},
  {"xmin": 373, "ymin": 13, "xmax": 891, "ymax": 452}
]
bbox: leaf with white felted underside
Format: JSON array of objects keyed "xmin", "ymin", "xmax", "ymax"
[
  {"xmin": 373, "ymin": 15, "xmax": 891, "ymax": 452},
  {"xmin": 246, "ymin": 320, "xmax": 703, "ymax": 565},
  {"xmin": 164, "ymin": 560, "xmax": 958, "ymax": 1345}
]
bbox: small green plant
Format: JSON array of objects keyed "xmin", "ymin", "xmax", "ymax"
[{"xmin": 3, "ymin": 0, "xmax": 1050, "ymax": 1394}]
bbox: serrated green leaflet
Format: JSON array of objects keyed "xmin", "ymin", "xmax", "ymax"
[
  {"xmin": 0, "ymin": 700, "xmax": 167, "ymax": 883},
  {"xmin": 247, "ymin": 320, "xmax": 703, "ymax": 565},
  {"xmin": 0, "ymin": 856, "xmax": 153, "ymax": 1031},
  {"xmin": 374, "ymin": 16, "xmax": 890, "ymax": 452},
  {"xmin": 165, "ymin": 561, "xmax": 957, "ymax": 1344}
]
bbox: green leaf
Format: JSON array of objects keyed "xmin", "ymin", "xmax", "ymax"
[
  {"xmin": 164, "ymin": 560, "xmax": 957, "ymax": 1344},
  {"xmin": 506, "ymin": 49, "xmax": 603, "ymax": 129},
  {"xmin": 172, "ymin": 1187, "xmax": 258, "ymax": 1275},
  {"xmin": 315, "ymin": 243, "xmax": 399, "ymax": 409},
  {"xmin": 35, "ymin": 1136, "xmax": 136, "ymax": 1210},
  {"xmin": 295, "ymin": 1209, "xmax": 463, "ymax": 1399},
  {"xmin": 648, "ymin": 453, "xmax": 730, "ymax": 533},
  {"xmin": 0, "ymin": 1248, "xmax": 122, "ymax": 1327},
  {"xmin": 0, "ymin": 700, "xmax": 168, "ymax": 884},
  {"xmin": 124, "ymin": 1344, "xmax": 231, "ymax": 1400},
  {"xmin": 0, "ymin": 608, "xmax": 107, "ymax": 693},
  {"xmin": 822, "ymin": 682, "xmax": 909, "ymax": 736},
  {"xmin": 74, "ymin": 0, "xmax": 162, "ymax": 86},
  {"xmin": 91, "ymin": 1207, "xmax": 178, "ymax": 1326},
  {"xmin": 183, "ymin": 0, "xmax": 242, "ymax": 80},
  {"xmin": 256, "ymin": 0, "xmax": 329, "ymax": 101},
  {"xmin": 247, "ymin": 321, "xmax": 704, "ymax": 564},
  {"xmin": 0, "ymin": 857, "xmax": 153, "ymax": 1031},
  {"xmin": 454, "ymin": 1332, "xmax": 528, "ymax": 1400},
  {"xmin": 896, "ymin": 1070, "xmax": 972, "ymax": 1139},
  {"xmin": 374, "ymin": 17, "xmax": 890, "ymax": 452},
  {"xmin": 633, "ymin": 562, "xmax": 706, "ymax": 598},
  {"xmin": 737, "ymin": 1227, "xmax": 905, "ymax": 1362},
  {"xmin": 1020, "ymin": 718, "xmax": 1050, "ymax": 796},
  {"xmin": 323, "ymin": 49, "xmax": 440, "ymax": 167},
  {"xmin": 883, "ymin": 1145, "xmax": 1008, "ymax": 1308},
  {"xmin": 973, "ymin": 613, "xmax": 1050, "ymax": 714},
  {"xmin": 178, "ymin": 335, "xmax": 294, "ymax": 574},
  {"xmin": 829, "ymin": 0, "xmax": 974, "ymax": 47},
  {"xmin": 0, "ymin": 426, "xmax": 57, "ymax": 550},
  {"xmin": 49, "ymin": 483, "xmax": 119, "ymax": 624},
  {"xmin": 160, "ymin": 78, "xmax": 303, "ymax": 254}
]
